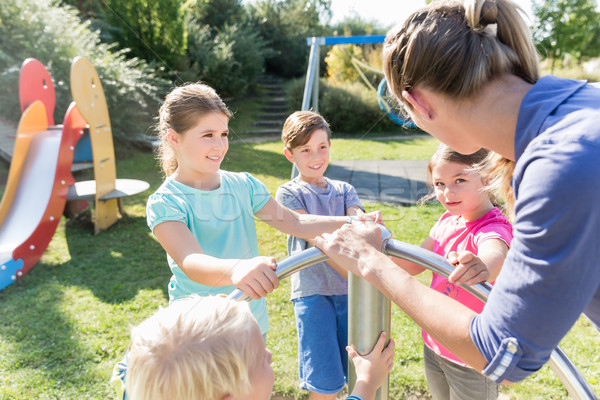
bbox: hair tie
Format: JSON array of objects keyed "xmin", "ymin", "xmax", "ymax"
[{"xmin": 483, "ymin": 23, "xmax": 497, "ymax": 37}]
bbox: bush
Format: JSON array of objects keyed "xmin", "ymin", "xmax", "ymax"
[
  {"xmin": 0, "ymin": 0, "xmax": 169, "ymax": 141},
  {"xmin": 182, "ymin": 20, "xmax": 269, "ymax": 97},
  {"xmin": 101, "ymin": 0, "xmax": 187, "ymax": 71},
  {"xmin": 186, "ymin": 0, "xmax": 245, "ymax": 33},
  {"xmin": 246, "ymin": 0, "xmax": 331, "ymax": 78},
  {"xmin": 287, "ymin": 78, "xmax": 400, "ymax": 134},
  {"xmin": 324, "ymin": 43, "xmax": 384, "ymax": 86}
]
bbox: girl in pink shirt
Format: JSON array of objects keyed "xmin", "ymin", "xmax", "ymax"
[{"xmin": 393, "ymin": 144, "xmax": 512, "ymax": 400}]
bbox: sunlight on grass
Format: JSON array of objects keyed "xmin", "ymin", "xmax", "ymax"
[
  {"xmin": 248, "ymin": 136, "xmax": 440, "ymax": 163},
  {"xmin": 0, "ymin": 137, "xmax": 598, "ymax": 399}
]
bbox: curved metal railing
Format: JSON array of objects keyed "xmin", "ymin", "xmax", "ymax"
[{"xmin": 228, "ymin": 238, "xmax": 597, "ymax": 400}]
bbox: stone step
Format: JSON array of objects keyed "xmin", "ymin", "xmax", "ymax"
[
  {"xmin": 264, "ymin": 90, "xmax": 286, "ymax": 97},
  {"xmin": 258, "ymin": 77, "xmax": 284, "ymax": 85},
  {"xmin": 256, "ymin": 112, "xmax": 289, "ymax": 120},
  {"xmin": 261, "ymin": 82, "xmax": 284, "ymax": 89},
  {"xmin": 261, "ymin": 105, "xmax": 289, "ymax": 113},
  {"xmin": 255, "ymin": 120, "xmax": 283, "ymax": 128},
  {"xmin": 263, "ymin": 97, "xmax": 287, "ymax": 106}
]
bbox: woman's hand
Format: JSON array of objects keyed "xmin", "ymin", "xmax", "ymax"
[
  {"xmin": 230, "ymin": 256, "xmax": 279, "ymax": 299},
  {"xmin": 313, "ymin": 221, "xmax": 385, "ymax": 278}
]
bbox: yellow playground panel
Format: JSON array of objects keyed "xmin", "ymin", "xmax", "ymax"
[{"xmin": 67, "ymin": 56, "xmax": 149, "ymax": 234}]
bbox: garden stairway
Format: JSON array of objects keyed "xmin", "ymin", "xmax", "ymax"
[{"xmin": 246, "ymin": 76, "xmax": 289, "ymax": 136}]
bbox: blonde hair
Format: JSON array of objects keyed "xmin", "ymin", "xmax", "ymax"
[
  {"xmin": 383, "ymin": 0, "xmax": 536, "ymax": 215},
  {"xmin": 421, "ymin": 143, "xmax": 501, "ymax": 209},
  {"xmin": 282, "ymin": 111, "xmax": 331, "ymax": 150},
  {"xmin": 126, "ymin": 295, "xmax": 258, "ymax": 400},
  {"xmin": 156, "ymin": 83, "xmax": 231, "ymax": 176}
]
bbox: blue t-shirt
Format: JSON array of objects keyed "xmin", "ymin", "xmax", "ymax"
[
  {"xmin": 146, "ymin": 170, "xmax": 271, "ymax": 333},
  {"xmin": 470, "ymin": 76, "xmax": 600, "ymax": 383},
  {"xmin": 276, "ymin": 177, "xmax": 363, "ymax": 299}
]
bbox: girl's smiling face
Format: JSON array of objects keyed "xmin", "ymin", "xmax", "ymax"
[
  {"xmin": 169, "ymin": 111, "xmax": 229, "ymax": 188},
  {"xmin": 431, "ymin": 159, "xmax": 493, "ymax": 221}
]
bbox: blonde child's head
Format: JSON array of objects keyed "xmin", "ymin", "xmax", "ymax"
[
  {"xmin": 156, "ymin": 83, "xmax": 231, "ymax": 176},
  {"xmin": 281, "ymin": 111, "xmax": 331, "ymax": 151},
  {"xmin": 126, "ymin": 295, "xmax": 272, "ymax": 400}
]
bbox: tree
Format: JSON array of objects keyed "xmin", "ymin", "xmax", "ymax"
[
  {"xmin": 246, "ymin": 0, "xmax": 332, "ymax": 77},
  {"xmin": 532, "ymin": 0, "xmax": 600, "ymax": 71},
  {"xmin": 101, "ymin": 0, "xmax": 187, "ymax": 71},
  {"xmin": 0, "ymin": 0, "xmax": 168, "ymax": 140},
  {"xmin": 187, "ymin": 0, "xmax": 245, "ymax": 32}
]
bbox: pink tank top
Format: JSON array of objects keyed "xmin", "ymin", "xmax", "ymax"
[{"xmin": 422, "ymin": 208, "xmax": 512, "ymax": 366}]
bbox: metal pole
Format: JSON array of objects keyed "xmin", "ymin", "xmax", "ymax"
[
  {"xmin": 384, "ymin": 239, "xmax": 597, "ymax": 400},
  {"xmin": 348, "ymin": 227, "xmax": 392, "ymax": 400},
  {"xmin": 227, "ymin": 238, "xmax": 597, "ymax": 400},
  {"xmin": 348, "ymin": 273, "xmax": 391, "ymax": 399},
  {"xmin": 311, "ymin": 45, "xmax": 320, "ymax": 112},
  {"xmin": 302, "ymin": 37, "xmax": 322, "ymax": 112}
]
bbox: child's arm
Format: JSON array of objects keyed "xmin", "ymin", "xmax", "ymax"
[
  {"xmin": 348, "ymin": 206, "xmax": 382, "ymax": 224},
  {"xmin": 447, "ymin": 238, "xmax": 509, "ymax": 285},
  {"xmin": 389, "ymin": 236, "xmax": 434, "ymax": 276},
  {"xmin": 255, "ymin": 198, "xmax": 351, "ymax": 238},
  {"xmin": 287, "ymin": 208, "xmax": 351, "ymax": 279},
  {"xmin": 347, "ymin": 332, "xmax": 395, "ymax": 400},
  {"xmin": 153, "ymin": 221, "xmax": 278, "ymax": 299}
]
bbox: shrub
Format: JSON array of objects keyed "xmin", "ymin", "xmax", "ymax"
[
  {"xmin": 101, "ymin": 0, "xmax": 187, "ymax": 71},
  {"xmin": 325, "ymin": 43, "xmax": 384, "ymax": 86},
  {"xmin": 287, "ymin": 78, "xmax": 400, "ymax": 134},
  {"xmin": 246, "ymin": 0, "xmax": 331, "ymax": 78},
  {"xmin": 183, "ymin": 20, "xmax": 269, "ymax": 97},
  {"xmin": 186, "ymin": 0, "xmax": 245, "ymax": 33},
  {"xmin": 0, "ymin": 0, "xmax": 169, "ymax": 141}
]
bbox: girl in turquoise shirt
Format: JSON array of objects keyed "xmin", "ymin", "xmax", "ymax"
[{"xmin": 147, "ymin": 82, "xmax": 373, "ymax": 334}]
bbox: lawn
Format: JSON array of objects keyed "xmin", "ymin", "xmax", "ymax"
[{"xmin": 0, "ymin": 135, "xmax": 598, "ymax": 399}]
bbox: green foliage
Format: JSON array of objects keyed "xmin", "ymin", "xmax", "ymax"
[
  {"xmin": 325, "ymin": 45, "xmax": 364, "ymax": 84},
  {"xmin": 532, "ymin": 0, "xmax": 600, "ymax": 69},
  {"xmin": 246, "ymin": 0, "xmax": 332, "ymax": 77},
  {"xmin": 288, "ymin": 78, "xmax": 402, "ymax": 134},
  {"xmin": 0, "ymin": 0, "xmax": 169, "ymax": 140},
  {"xmin": 182, "ymin": 20, "xmax": 269, "ymax": 97},
  {"xmin": 58, "ymin": 0, "xmax": 102, "ymax": 18},
  {"xmin": 186, "ymin": 0, "xmax": 245, "ymax": 33},
  {"xmin": 324, "ymin": 43, "xmax": 383, "ymax": 86},
  {"xmin": 102, "ymin": 0, "xmax": 187, "ymax": 71}
]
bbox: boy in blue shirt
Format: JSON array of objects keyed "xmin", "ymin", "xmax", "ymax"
[{"xmin": 276, "ymin": 111, "xmax": 366, "ymax": 399}]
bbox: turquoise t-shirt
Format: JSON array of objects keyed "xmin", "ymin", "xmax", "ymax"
[{"xmin": 146, "ymin": 170, "xmax": 271, "ymax": 334}]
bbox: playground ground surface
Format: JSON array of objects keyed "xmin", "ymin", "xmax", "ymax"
[{"xmin": 0, "ymin": 130, "xmax": 598, "ymax": 399}]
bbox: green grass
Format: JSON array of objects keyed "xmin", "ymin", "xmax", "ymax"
[
  {"xmin": 0, "ymin": 137, "xmax": 598, "ymax": 399},
  {"xmin": 250, "ymin": 136, "xmax": 441, "ymax": 162}
]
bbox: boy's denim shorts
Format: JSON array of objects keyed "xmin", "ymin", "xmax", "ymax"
[{"xmin": 293, "ymin": 294, "xmax": 348, "ymax": 394}]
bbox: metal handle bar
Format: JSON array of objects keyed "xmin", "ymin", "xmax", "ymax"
[
  {"xmin": 228, "ymin": 223, "xmax": 393, "ymax": 301},
  {"xmin": 385, "ymin": 239, "xmax": 597, "ymax": 400},
  {"xmin": 227, "ymin": 246, "xmax": 328, "ymax": 301},
  {"xmin": 227, "ymin": 236, "xmax": 596, "ymax": 399}
]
